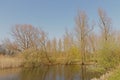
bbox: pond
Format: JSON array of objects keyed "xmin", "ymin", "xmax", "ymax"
[{"xmin": 0, "ymin": 65, "xmax": 101, "ymax": 80}]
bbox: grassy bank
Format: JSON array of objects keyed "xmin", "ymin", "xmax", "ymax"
[
  {"xmin": 107, "ymin": 66, "xmax": 120, "ymax": 80},
  {"xmin": 91, "ymin": 65, "xmax": 120, "ymax": 80}
]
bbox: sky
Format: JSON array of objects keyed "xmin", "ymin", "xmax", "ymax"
[{"xmin": 0, "ymin": 0, "xmax": 120, "ymax": 41}]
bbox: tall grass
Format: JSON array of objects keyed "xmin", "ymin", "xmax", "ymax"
[{"xmin": 0, "ymin": 55, "xmax": 23, "ymax": 69}]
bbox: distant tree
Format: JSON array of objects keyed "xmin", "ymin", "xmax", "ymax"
[
  {"xmin": 88, "ymin": 33, "xmax": 98, "ymax": 53},
  {"xmin": 52, "ymin": 38, "xmax": 57, "ymax": 54},
  {"xmin": 58, "ymin": 38, "xmax": 62, "ymax": 53},
  {"xmin": 63, "ymin": 30, "xmax": 73, "ymax": 52},
  {"xmin": 75, "ymin": 11, "xmax": 94, "ymax": 64},
  {"xmin": 46, "ymin": 40, "xmax": 51, "ymax": 53},
  {"xmin": 2, "ymin": 38, "xmax": 19, "ymax": 55},
  {"xmin": 0, "ymin": 45, "xmax": 6, "ymax": 55}
]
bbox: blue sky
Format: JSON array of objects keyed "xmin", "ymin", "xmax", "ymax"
[{"xmin": 0, "ymin": 0, "xmax": 120, "ymax": 41}]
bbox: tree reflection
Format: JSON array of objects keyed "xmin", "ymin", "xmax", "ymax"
[
  {"xmin": 20, "ymin": 66, "xmax": 49, "ymax": 80},
  {"xmin": 81, "ymin": 65, "xmax": 87, "ymax": 80},
  {"xmin": 0, "ymin": 65, "xmax": 101, "ymax": 80}
]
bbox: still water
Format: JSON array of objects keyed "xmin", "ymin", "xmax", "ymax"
[{"xmin": 0, "ymin": 65, "xmax": 101, "ymax": 80}]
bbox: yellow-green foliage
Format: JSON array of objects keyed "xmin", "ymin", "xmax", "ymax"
[
  {"xmin": 66, "ymin": 46, "xmax": 81, "ymax": 63},
  {"xmin": 69, "ymin": 46, "xmax": 80, "ymax": 59},
  {"xmin": 21, "ymin": 49, "xmax": 42, "ymax": 67},
  {"xmin": 97, "ymin": 41, "xmax": 120, "ymax": 70},
  {"xmin": 108, "ymin": 66, "xmax": 120, "ymax": 80},
  {"xmin": 21, "ymin": 46, "xmax": 81, "ymax": 66}
]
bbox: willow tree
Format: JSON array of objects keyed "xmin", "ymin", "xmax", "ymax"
[{"xmin": 75, "ymin": 11, "xmax": 94, "ymax": 64}]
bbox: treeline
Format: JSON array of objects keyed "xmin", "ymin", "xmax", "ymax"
[{"xmin": 1, "ymin": 8, "xmax": 120, "ymax": 69}]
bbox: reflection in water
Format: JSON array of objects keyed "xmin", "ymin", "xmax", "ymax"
[
  {"xmin": 0, "ymin": 74, "xmax": 20, "ymax": 80},
  {"xmin": 81, "ymin": 65, "xmax": 86, "ymax": 80},
  {"xmin": 0, "ymin": 65, "xmax": 100, "ymax": 80},
  {"xmin": 0, "ymin": 69, "xmax": 21, "ymax": 80}
]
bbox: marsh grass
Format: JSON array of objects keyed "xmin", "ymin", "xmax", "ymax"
[{"xmin": 0, "ymin": 55, "xmax": 23, "ymax": 69}]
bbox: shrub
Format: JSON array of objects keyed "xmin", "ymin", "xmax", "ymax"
[
  {"xmin": 97, "ymin": 42, "xmax": 120, "ymax": 70},
  {"xmin": 21, "ymin": 49, "xmax": 42, "ymax": 67}
]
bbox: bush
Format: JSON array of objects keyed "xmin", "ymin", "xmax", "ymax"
[
  {"xmin": 21, "ymin": 49, "xmax": 42, "ymax": 67},
  {"xmin": 97, "ymin": 42, "xmax": 120, "ymax": 70},
  {"xmin": 66, "ymin": 46, "xmax": 81, "ymax": 64}
]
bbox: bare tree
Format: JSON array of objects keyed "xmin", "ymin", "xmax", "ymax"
[
  {"xmin": 46, "ymin": 40, "xmax": 51, "ymax": 53},
  {"xmin": 75, "ymin": 11, "xmax": 94, "ymax": 64},
  {"xmin": 88, "ymin": 33, "xmax": 98, "ymax": 53},
  {"xmin": 63, "ymin": 29, "xmax": 73, "ymax": 52},
  {"xmin": 98, "ymin": 8, "xmax": 112, "ymax": 42},
  {"xmin": 11, "ymin": 24, "xmax": 44, "ymax": 50},
  {"xmin": 2, "ymin": 38, "xmax": 20, "ymax": 55},
  {"xmin": 11, "ymin": 24, "xmax": 52, "ymax": 63},
  {"xmin": 52, "ymin": 38, "xmax": 57, "ymax": 54},
  {"xmin": 58, "ymin": 38, "xmax": 62, "ymax": 53}
]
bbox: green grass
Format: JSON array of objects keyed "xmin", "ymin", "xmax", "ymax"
[{"xmin": 108, "ymin": 67, "xmax": 120, "ymax": 80}]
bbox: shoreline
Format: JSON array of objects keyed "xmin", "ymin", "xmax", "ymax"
[
  {"xmin": 0, "ymin": 63, "xmax": 91, "ymax": 69},
  {"xmin": 0, "ymin": 55, "xmax": 94, "ymax": 69},
  {"xmin": 91, "ymin": 65, "xmax": 120, "ymax": 80}
]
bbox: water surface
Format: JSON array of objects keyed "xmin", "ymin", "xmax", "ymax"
[{"xmin": 0, "ymin": 65, "xmax": 100, "ymax": 80}]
